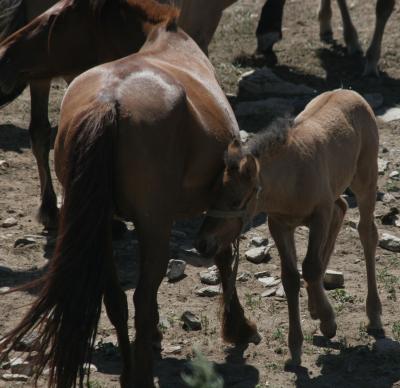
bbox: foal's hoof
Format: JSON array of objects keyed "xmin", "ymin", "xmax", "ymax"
[
  {"xmin": 37, "ymin": 206, "xmax": 59, "ymax": 231},
  {"xmin": 320, "ymin": 320, "xmax": 337, "ymax": 339}
]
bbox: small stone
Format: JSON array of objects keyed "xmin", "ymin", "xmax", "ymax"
[
  {"xmin": 378, "ymin": 107, "xmax": 400, "ymax": 123},
  {"xmin": 363, "ymin": 93, "xmax": 384, "ymax": 110},
  {"xmin": 83, "ymin": 363, "xmax": 97, "ymax": 373},
  {"xmin": 163, "ymin": 345, "xmax": 182, "ymax": 355},
  {"xmin": 14, "ymin": 237, "xmax": 36, "ymax": 248},
  {"xmin": 0, "ymin": 287, "xmax": 10, "ymax": 293},
  {"xmin": 166, "ymin": 259, "xmax": 186, "ymax": 282},
  {"xmin": 10, "ymin": 359, "xmax": 33, "ymax": 377},
  {"xmin": 240, "ymin": 130, "xmax": 250, "ymax": 143},
  {"xmin": 261, "ymin": 288, "xmax": 277, "ymax": 297},
  {"xmin": 1, "ymin": 373, "xmax": 29, "ymax": 382},
  {"xmin": 199, "ymin": 267, "xmax": 220, "ymax": 285},
  {"xmin": 378, "ymin": 159, "xmax": 389, "ymax": 175},
  {"xmin": 181, "ymin": 311, "xmax": 202, "ymax": 331},
  {"xmin": 258, "ymin": 277, "xmax": 280, "ymax": 287},
  {"xmin": 250, "ymin": 236, "xmax": 268, "ymax": 248},
  {"xmin": 245, "ymin": 246, "xmax": 269, "ymax": 264},
  {"xmin": 379, "ymin": 233, "xmax": 400, "ymax": 252},
  {"xmin": 381, "ymin": 208, "xmax": 399, "ymax": 226},
  {"xmin": 1, "ymin": 217, "xmax": 17, "ymax": 228},
  {"xmin": 275, "ymin": 284, "xmax": 286, "ymax": 298},
  {"xmin": 237, "ymin": 271, "xmax": 252, "ymax": 282},
  {"xmin": 389, "ymin": 171, "xmax": 400, "ymax": 179},
  {"xmin": 323, "ymin": 270, "xmax": 344, "ymax": 289},
  {"xmin": 382, "ymin": 192, "xmax": 396, "ymax": 203},
  {"xmin": 254, "ymin": 270, "xmax": 270, "ymax": 278},
  {"xmin": 195, "ymin": 285, "xmax": 221, "ymax": 297},
  {"xmin": 0, "ymin": 160, "xmax": 9, "ymax": 169}
]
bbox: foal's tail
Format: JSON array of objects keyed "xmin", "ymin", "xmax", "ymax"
[{"xmin": 0, "ymin": 101, "xmax": 118, "ymax": 387}]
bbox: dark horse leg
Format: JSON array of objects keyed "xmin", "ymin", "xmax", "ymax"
[
  {"xmin": 256, "ymin": 0, "xmax": 286, "ymax": 62},
  {"xmin": 133, "ymin": 216, "xmax": 172, "ymax": 388},
  {"xmin": 215, "ymin": 247, "xmax": 260, "ymax": 345},
  {"xmin": 29, "ymin": 80, "xmax": 58, "ymax": 229}
]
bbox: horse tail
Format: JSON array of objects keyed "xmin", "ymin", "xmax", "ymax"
[
  {"xmin": 0, "ymin": 100, "xmax": 117, "ymax": 387},
  {"xmin": 0, "ymin": 0, "xmax": 26, "ymax": 42}
]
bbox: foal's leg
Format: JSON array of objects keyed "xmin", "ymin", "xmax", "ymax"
[
  {"xmin": 351, "ymin": 182, "xmax": 382, "ymax": 333},
  {"xmin": 336, "ymin": 0, "xmax": 362, "ymax": 54},
  {"xmin": 133, "ymin": 218, "xmax": 171, "ymax": 388},
  {"xmin": 29, "ymin": 80, "xmax": 58, "ymax": 229},
  {"xmin": 215, "ymin": 247, "xmax": 260, "ymax": 345},
  {"xmin": 364, "ymin": 0, "xmax": 395, "ymax": 76},
  {"xmin": 256, "ymin": 0, "xmax": 286, "ymax": 55},
  {"xmin": 307, "ymin": 198, "xmax": 347, "ymax": 319},
  {"xmin": 103, "ymin": 256, "xmax": 134, "ymax": 388},
  {"xmin": 269, "ymin": 218, "xmax": 302, "ymax": 366},
  {"xmin": 302, "ymin": 206, "xmax": 337, "ymax": 339},
  {"xmin": 318, "ymin": 0, "xmax": 333, "ymax": 42}
]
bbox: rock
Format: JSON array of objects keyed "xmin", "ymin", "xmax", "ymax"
[
  {"xmin": 378, "ymin": 158, "xmax": 389, "ymax": 175},
  {"xmin": 235, "ymin": 98, "xmax": 295, "ymax": 117},
  {"xmin": 363, "ymin": 93, "xmax": 383, "ymax": 110},
  {"xmin": 261, "ymin": 288, "xmax": 277, "ymax": 297},
  {"xmin": 166, "ymin": 259, "xmax": 186, "ymax": 282},
  {"xmin": 381, "ymin": 208, "xmax": 400, "ymax": 226},
  {"xmin": 379, "ymin": 233, "xmax": 400, "ymax": 252},
  {"xmin": 275, "ymin": 283, "xmax": 286, "ymax": 298},
  {"xmin": 83, "ymin": 363, "xmax": 97, "ymax": 373},
  {"xmin": 1, "ymin": 373, "xmax": 29, "ymax": 382},
  {"xmin": 237, "ymin": 271, "xmax": 252, "ymax": 282},
  {"xmin": 254, "ymin": 270, "xmax": 270, "ymax": 279},
  {"xmin": 195, "ymin": 285, "xmax": 221, "ymax": 297},
  {"xmin": 199, "ymin": 267, "xmax": 220, "ymax": 285},
  {"xmin": 250, "ymin": 236, "xmax": 268, "ymax": 248},
  {"xmin": 0, "ymin": 287, "xmax": 10, "ymax": 293},
  {"xmin": 14, "ymin": 332, "xmax": 40, "ymax": 352},
  {"xmin": 245, "ymin": 246, "xmax": 269, "ymax": 264},
  {"xmin": 163, "ymin": 345, "xmax": 182, "ymax": 355},
  {"xmin": 389, "ymin": 171, "xmax": 400, "ymax": 179},
  {"xmin": 381, "ymin": 192, "xmax": 396, "ymax": 203},
  {"xmin": 1, "ymin": 217, "xmax": 17, "ymax": 228},
  {"xmin": 0, "ymin": 160, "xmax": 9, "ymax": 169},
  {"xmin": 14, "ymin": 237, "xmax": 36, "ymax": 248},
  {"xmin": 181, "ymin": 311, "xmax": 202, "ymax": 331},
  {"xmin": 238, "ymin": 67, "xmax": 315, "ymax": 98},
  {"xmin": 10, "ymin": 359, "xmax": 33, "ymax": 377},
  {"xmin": 240, "ymin": 130, "xmax": 250, "ymax": 143},
  {"xmin": 323, "ymin": 270, "xmax": 344, "ymax": 289},
  {"xmin": 258, "ymin": 277, "xmax": 280, "ymax": 287},
  {"xmin": 378, "ymin": 107, "xmax": 400, "ymax": 123}
]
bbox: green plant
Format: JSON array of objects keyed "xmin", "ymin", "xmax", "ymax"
[
  {"xmin": 86, "ymin": 381, "xmax": 104, "ymax": 388},
  {"xmin": 358, "ymin": 322, "xmax": 368, "ymax": 341},
  {"xmin": 331, "ymin": 288, "xmax": 356, "ymax": 313},
  {"xmin": 272, "ymin": 327, "xmax": 285, "ymax": 343},
  {"xmin": 182, "ymin": 350, "xmax": 223, "ymax": 388},
  {"xmin": 245, "ymin": 292, "xmax": 262, "ymax": 310},
  {"xmin": 378, "ymin": 268, "xmax": 399, "ymax": 301}
]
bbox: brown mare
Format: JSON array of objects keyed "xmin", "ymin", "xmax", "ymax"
[
  {"xmin": 196, "ymin": 89, "xmax": 383, "ymax": 366},
  {"xmin": 0, "ymin": 0, "xmax": 260, "ymax": 386},
  {"xmin": 256, "ymin": 0, "xmax": 395, "ymax": 76},
  {"xmin": 0, "ymin": 0, "xmax": 235, "ymax": 229}
]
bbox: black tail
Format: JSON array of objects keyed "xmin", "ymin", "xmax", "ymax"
[{"xmin": 0, "ymin": 101, "xmax": 117, "ymax": 387}]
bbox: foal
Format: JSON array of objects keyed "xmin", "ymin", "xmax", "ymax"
[{"xmin": 196, "ymin": 89, "xmax": 383, "ymax": 366}]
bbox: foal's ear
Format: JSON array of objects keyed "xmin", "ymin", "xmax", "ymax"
[
  {"xmin": 225, "ymin": 138, "xmax": 243, "ymax": 170},
  {"xmin": 239, "ymin": 154, "xmax": 259, "ymax": 180}
]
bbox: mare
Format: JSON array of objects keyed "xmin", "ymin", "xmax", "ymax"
[
  {"xmin": 0, "ymin": 0, "xmax": 235, "ymax": 229},
  {"xmin": 256, "ymin": 0, "xmax": 396, "ymax": 76},
  {"xmin": 196, "ymin": 89, "xmax": 383, "ymax": 366},
  {"xmin": 0, "ymin": 0, "xmax": 260, "ymax": 387}
]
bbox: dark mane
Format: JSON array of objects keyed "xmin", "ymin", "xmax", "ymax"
[{"xmin": 246, "ymin": 117, "xmax": 292, "ymax": 158}]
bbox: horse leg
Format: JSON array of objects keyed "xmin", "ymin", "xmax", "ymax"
[
  {"xmin": 364, "ymin": 0, "xmax": 395, "ymax": 76},
  {"xmin": 307, "ymin": 197, "xmax": 347, "ymax": 319},
  {"xmin": 29, "ymin": 79, "xmax": 58, "ymax": 229},
  {"xmin": 336, "ymin": 0, "xmax": 362, "ymax": 54},
  {"xmin": 133, "ymin": 218, "xmax": 171, "ymax": 388},
  {"xmin": 256, "ymin": 0, "xmax": 286, "ymax": 57},
  {"xmin": 215, "ymin": 246, "xmax": 260, "ymax": 345},
  {"xmin": 269, "ymin": 218, "xmax": 302, "ymax": 366},
  {"xmin": 302, "ymin": 206, "xmax": 337, "ymax": 339},
  {"xmin": 350, "ymin": 182, "xmax": 383, "ymax": 334},
  {"xmin": 318, "ymin": 0, "xmax": 333, "ymax": 42},
  {"xmin": 103, "ymin": 256, "xmax": 134, "ymax": 388}
]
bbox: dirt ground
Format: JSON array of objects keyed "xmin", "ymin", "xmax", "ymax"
[{"xmin": 1, "ymin": 0, "xmax": 400, "ymax": 387}]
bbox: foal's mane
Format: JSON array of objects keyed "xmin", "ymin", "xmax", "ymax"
[{"xmin": 247, "ymin": 117, "xmax": 292, "ymax": 157}]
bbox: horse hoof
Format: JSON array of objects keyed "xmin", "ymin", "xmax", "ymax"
[
  {"xmin": 367, "ymin": 325, "xmax": 385, "ymax": 339},
  {"xmin": 37, "ymin": 206, "xmax": 59, "ymax": 231},
  {"xmin": 320, "ymin": 320, "xmax": 337, "ymax": 339},
  {"xmin": 284, "ymin": 354, "xmax": 301, "ymax": 370},
  {"xmin": 320, "ymin": 31, "xmax": 333, "ymax": 43},
  {"xmin": 248, "ymin": 331, "xmax": 262, "ymax": 345}
]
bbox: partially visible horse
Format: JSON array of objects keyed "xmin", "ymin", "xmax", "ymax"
[
  {"xmin": 196, "ymin": 89, "xmax": 383, "ymax": 366},
  {"xmin": 0, "ymin": 0, "xmax": 260, "ymax": 386},
  {"xmin": 0, "ymin": 0, "xmax": 235, "ymax": 229},
  {"xmin": 256, "ymin": 0, "xmax": 395, "ymax": 76}
]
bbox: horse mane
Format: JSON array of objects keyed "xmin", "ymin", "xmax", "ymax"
[
  {"xmin": 0, "ymin": 0, "xmax": 25, "ymax": 42},
  {"xmin": 246, "ymin": 117, "xmax": 292, "ymax": 158}
]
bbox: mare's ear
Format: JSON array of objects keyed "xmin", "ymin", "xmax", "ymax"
[
  {"xmin": 224, "ymin": 138, "xmax": 242, "ymax": 170},
  {"xmin": 239, "ymin": 154, "xmax": 259, "ymax": 181}
]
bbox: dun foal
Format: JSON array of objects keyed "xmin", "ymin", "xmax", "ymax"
[{"xmin": 196, "ymin": 89, "xmax": 383, "ymax": 366}]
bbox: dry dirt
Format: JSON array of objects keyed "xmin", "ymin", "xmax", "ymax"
[{"xmin": 1, "ymin": 0, "xmax": 400, "ymax": 387}]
